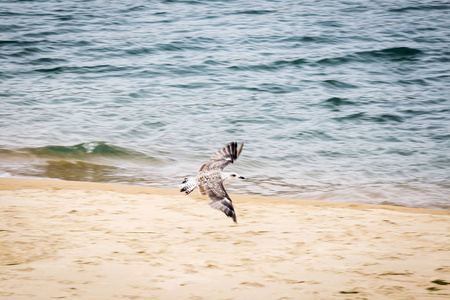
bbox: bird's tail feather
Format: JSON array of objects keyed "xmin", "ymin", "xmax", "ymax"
[{"xmin": 180, "ymin": 177, "xmax": 197, "ymax": 194}]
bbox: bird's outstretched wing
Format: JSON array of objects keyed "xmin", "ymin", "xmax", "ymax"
[
  {"xmin": 202, "ymin": 142, "xmax": 244, "ymax": 171},
  {"xmin": 204, "ymin": 178, "xmax": 237, "ymax": 223}
]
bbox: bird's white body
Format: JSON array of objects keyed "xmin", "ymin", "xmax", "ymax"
[{"xmin": 180, "ymin": 172, "xmax": 243, "ymax": 195}]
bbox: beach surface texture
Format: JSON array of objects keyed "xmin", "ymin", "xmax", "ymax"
[{"xmin": 1, "ymin": 178, "xmax": 449, "ymax": 299}]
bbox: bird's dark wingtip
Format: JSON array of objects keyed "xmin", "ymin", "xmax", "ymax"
[{"xmin": 231, "ymin": 212, "xmax": 237, "ymax": 223}]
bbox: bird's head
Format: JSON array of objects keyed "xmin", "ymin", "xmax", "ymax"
[{"xmin": 222, "ymin": 172, "xmax": 245, "ymax": 184}]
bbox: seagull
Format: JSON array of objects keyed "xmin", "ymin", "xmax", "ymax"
[{"xmin": 180, "ymin": 142, "xmax": 245, "ymax": 223}]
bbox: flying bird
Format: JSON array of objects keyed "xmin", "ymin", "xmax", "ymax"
[{"xmin": 180, "ymin": 142, "xmax": 245, "ymax": 223}]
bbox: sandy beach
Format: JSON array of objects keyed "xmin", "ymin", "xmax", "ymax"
[{"xmin": 0, "ymin": 177, "xmax": 449, "ymax": 299}]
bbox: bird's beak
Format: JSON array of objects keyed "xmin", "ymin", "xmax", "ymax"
[{"xmin": 238, "ymin": 176, "xmax": 245, "ymax": 179}]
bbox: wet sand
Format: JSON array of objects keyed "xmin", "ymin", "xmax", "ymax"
[{"xmin": 0, "ymin": 178, "xmax": 449, "ymax": 299}]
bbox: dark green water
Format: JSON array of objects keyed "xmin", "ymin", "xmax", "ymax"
[{"xmin": 1, "ymin": 0, "xmax": 449, "ymax": 208}]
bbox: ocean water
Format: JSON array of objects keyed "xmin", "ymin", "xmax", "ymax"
[{"xmin": 1, "ymin": 0, "xmax": 449, "ymax": 209}]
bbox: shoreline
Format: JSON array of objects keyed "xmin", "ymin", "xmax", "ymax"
[
  {"xmin": 1, "ymin": 177, "xmax": 448, "ymax": 215},
  {"xmin": 1, "ymin": 177, "xmax": 449, "ymax": 299}
]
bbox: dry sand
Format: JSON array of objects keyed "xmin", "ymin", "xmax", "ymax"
[{"xmin": 0, "ymin": 177, "xmax": 449, "ymax": 299}]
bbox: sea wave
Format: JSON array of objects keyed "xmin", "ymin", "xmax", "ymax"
[
  {"xmin": 316, "ymin": 47, "xmax": 423, "ymax": 66},
  {"xmin": 20, "ymin": 142, "xmax": 153, "ymax": 161}
]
